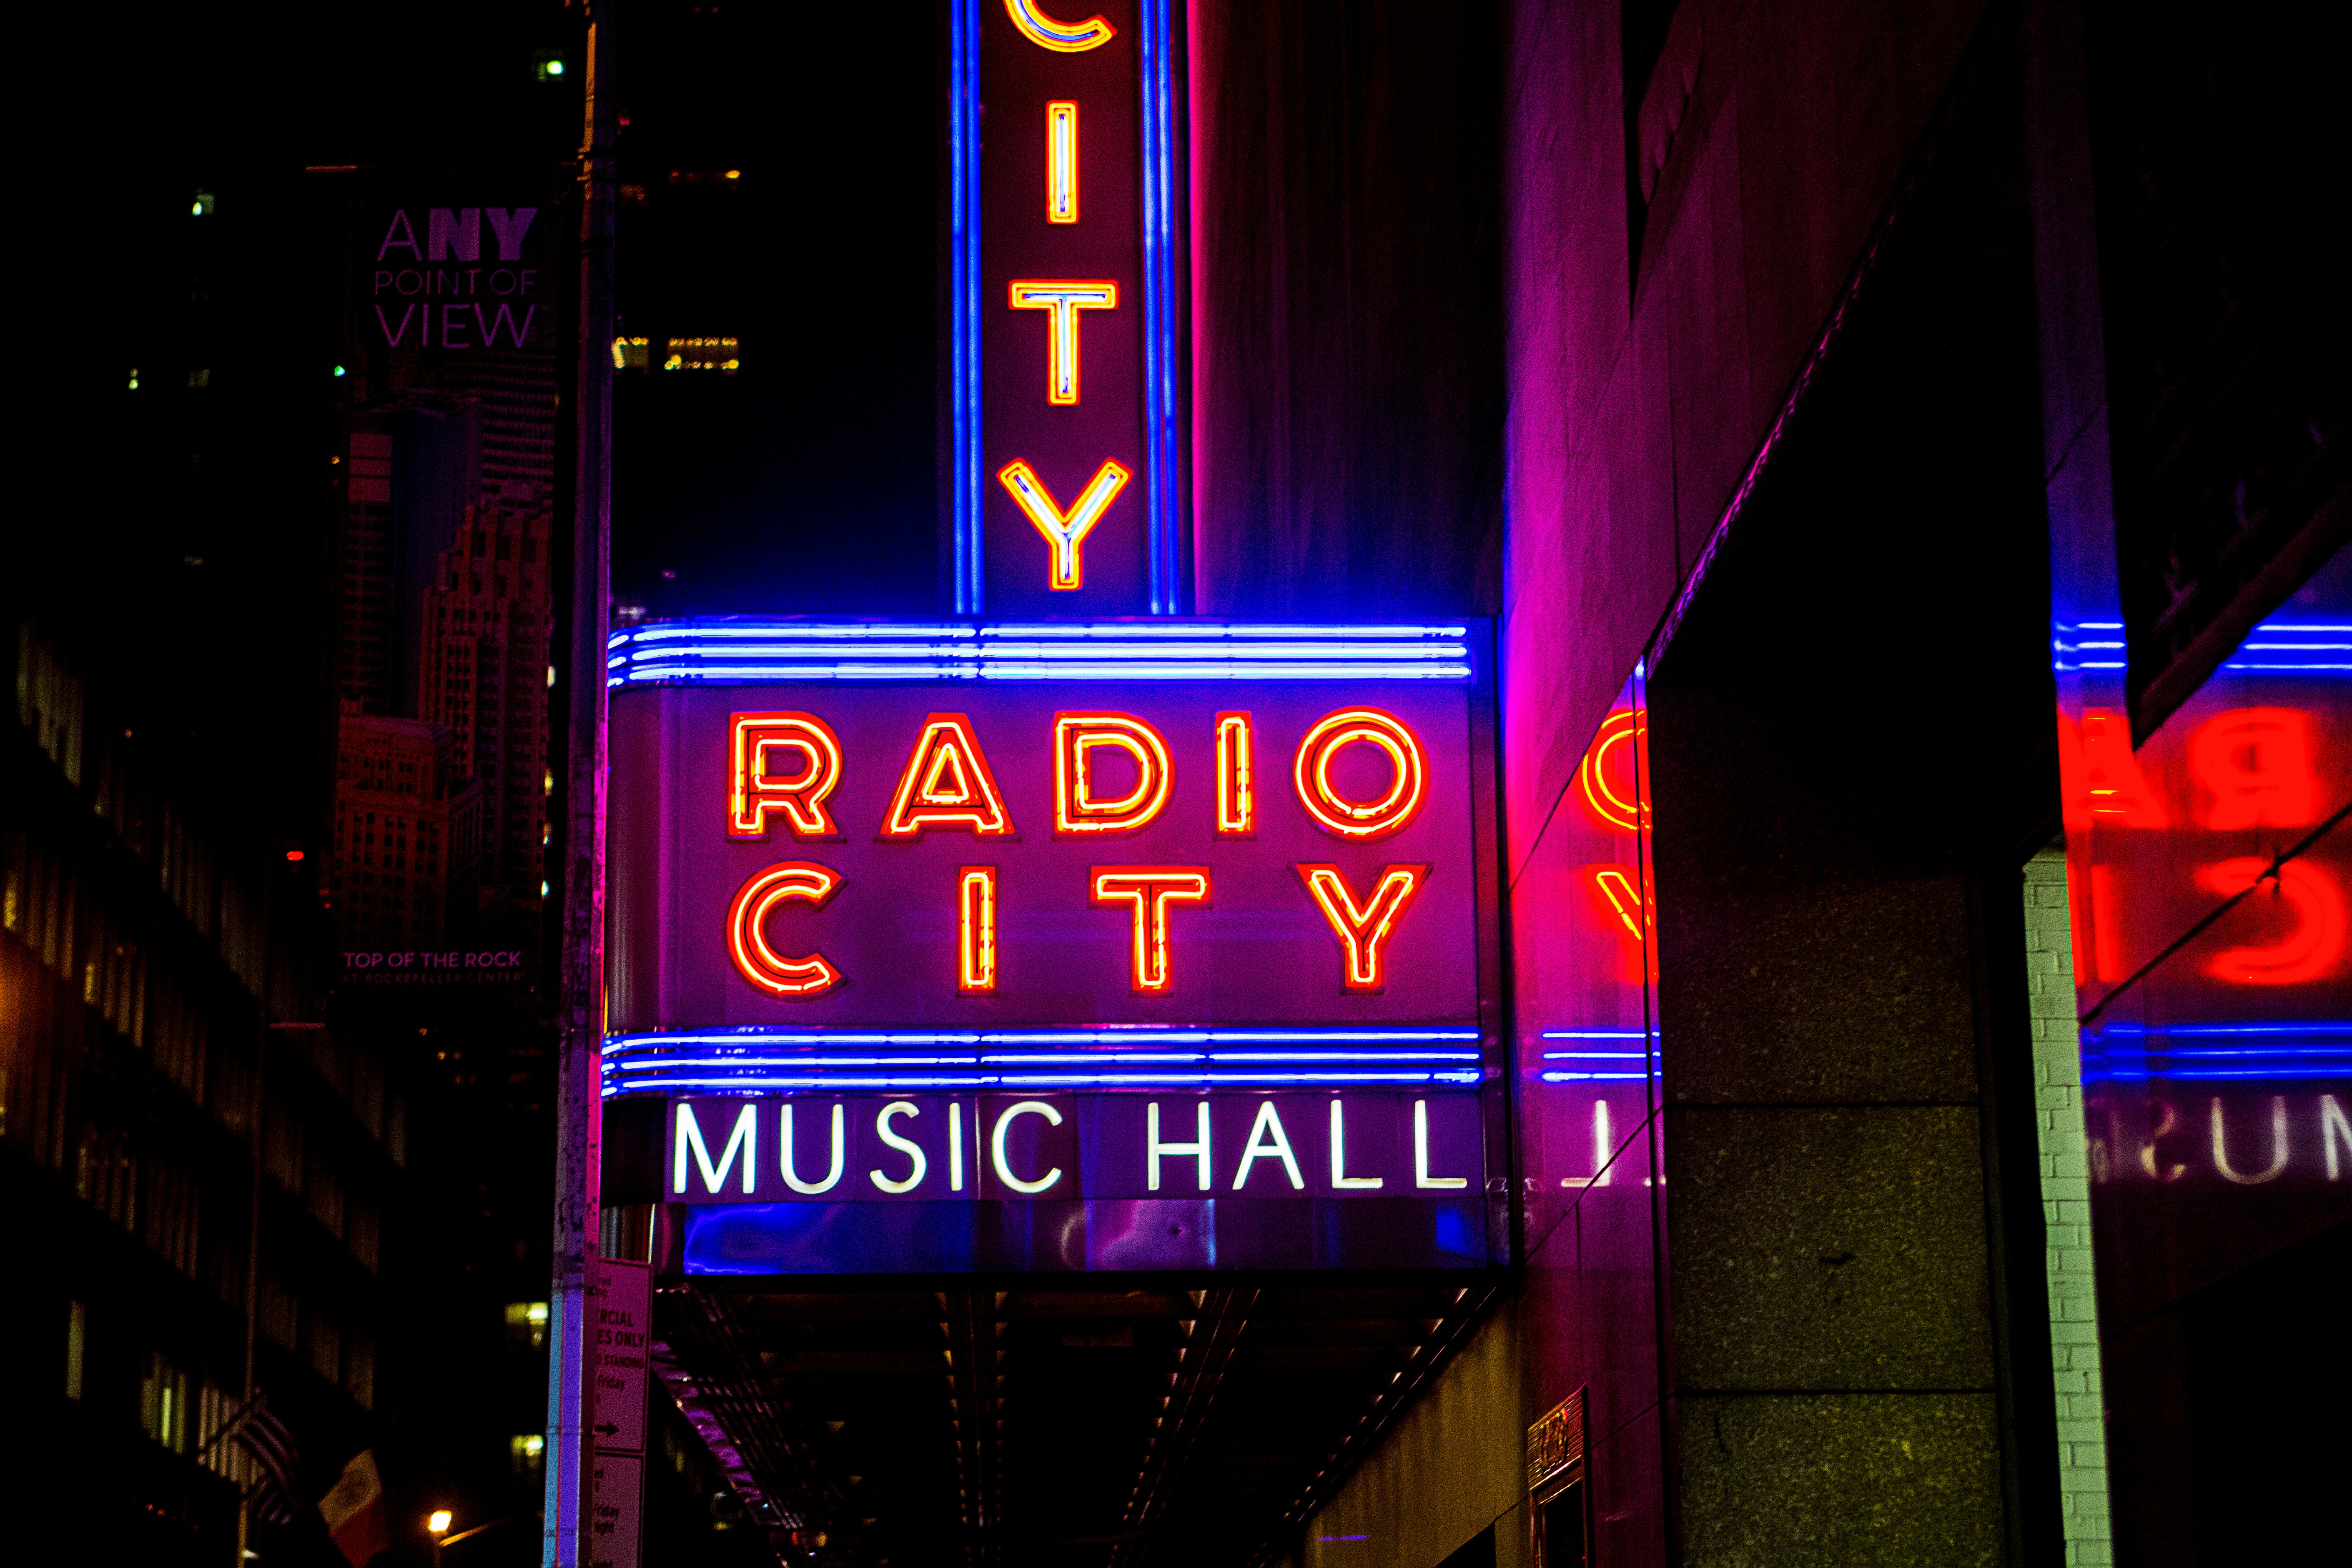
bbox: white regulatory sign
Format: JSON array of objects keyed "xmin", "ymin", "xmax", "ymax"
[{"xmin": 589, "ymin": 1257, "xmax": 651, "ymax": 1454}]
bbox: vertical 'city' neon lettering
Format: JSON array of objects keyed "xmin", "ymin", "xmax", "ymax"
[
  {"xmin": 1091, "ymin": 867, "xmax": 1211, "ymax": 993},
  {"xmin": 1054, "ymin": 712, "xmax": 1173, "ymax": 834},
  {"xmin": 882, "ymin": 715, "xmax": 1016, "ymax": 837},
  {"xmin": 2190, "ymin": 708, "xmax": 2319, "ymax": 829},
  {"xmin": 1047, "ymin": 101, "xmax": 1079, "ymax": 223},
  {"xmin": 1003, "ymin": 0, "xmax": 1116, "ymax": 52},
  {"xmin": 1234, "ymin": 1101, "xmax": 1305, "ymax": 1190},
  {"xmin": 998, "ymin": 458, "xmax": 1132, "ymax": 591},
  {"xmin": 725, "ymin": 862, "xmax": 844, "ymax": 997},
  {"xmin": 1008, "ymin": 281, "xmax": 1117, "ymax": 404},
  {"xmin": 958, "ymin": 867, "xmax": 999, "ymax": 992},
  {"xmin": 2197, "ymin": 858, "xmax": 2347, "ymax": 984},
  {"xmin": 1293, "ymin": 707, "xmax": 1429, "ymax": 840},
  {"xmin": 1147, "ymin": 1100, "xmax": 1211, "ymax": 1191},
  {"xmin": 727, "ymin": 711, "xmax": 844, "ymax": 837},
  {"xmin": 1294, "ymin": 863, "xmax": 1429, "ymax": 991},
  {"xmin": 1216, "ymin": 712, "xmax": 1254, "ymax": 835}
]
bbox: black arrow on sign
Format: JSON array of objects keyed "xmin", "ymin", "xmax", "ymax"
[{"xmin": 595, "ymin": 1421, "xmax": 621, "ymax": 1437}]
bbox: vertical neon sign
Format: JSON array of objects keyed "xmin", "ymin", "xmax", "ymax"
[{"xmin": 954, "ymin": 0, "xmax": 1184, "ymax": 616}]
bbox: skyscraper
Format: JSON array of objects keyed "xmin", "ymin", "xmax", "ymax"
[
  {"xmin": 330, "ymin": 714, "xmax": 481, "ymax": 948},
  {"xmin": 418, "ymin": 506, "xmax": 552, "ymax": 909}
]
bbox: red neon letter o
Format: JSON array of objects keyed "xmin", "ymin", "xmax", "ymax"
[{"xmin": 1292, "ymin": 708, "xmax": 1429, "ymax": 841}]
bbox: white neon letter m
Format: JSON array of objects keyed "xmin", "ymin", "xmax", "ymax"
[{"xmin": 675, "ymin": 1102, "xmax": 758, "ymax": 1195}]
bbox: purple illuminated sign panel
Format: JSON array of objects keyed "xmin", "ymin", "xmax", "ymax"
[{"xmin": 603, "ymin": 621, "xmax": 1504, "ymax": 1274}]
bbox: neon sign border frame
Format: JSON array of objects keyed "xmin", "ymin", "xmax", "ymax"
[{"xmin": 607, "ymin": 620, "xmax": 1475, "ymax": 688}]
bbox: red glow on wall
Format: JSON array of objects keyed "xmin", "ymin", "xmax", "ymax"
[
  {"xmin": 2057, "ymin": 707, "xmax": 2169, "ymax": 830},
  {"xmin": 2198, "ymin": 858, "xmax": 2347, "ymax": 985},
  {"xmin": 1574, "ymin": 710, "xmax": 1645, "ymax": 834},
  {"xmin": 1582, "ymin": 866, "xmax": 1648, "ymax": 983},
  {"xmin": 2189, "ymin": 707, "xmax": 2320, "ymax": 829}
]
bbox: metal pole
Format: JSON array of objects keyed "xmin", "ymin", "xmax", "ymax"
[
  {"xmin": 544, "ymin": 2, "xmax": 617, "ymax": 1564},
  {"xmin": 237, "ymin": 986, "xmax": 269, "ymax": 1564}
]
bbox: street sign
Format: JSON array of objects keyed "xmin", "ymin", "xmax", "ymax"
[
  {"xmin": 587, "ymin": 1257, "xmax": 650, "ymax": 1568},
  {"xmin": 587, "ymin": 1453, "xmax": 644, "ymax": 1568}
]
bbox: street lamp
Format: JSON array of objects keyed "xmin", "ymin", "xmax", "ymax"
[{"xmin": 427, "ymin": 1510, "xmax": 453, "ymax": 1568}]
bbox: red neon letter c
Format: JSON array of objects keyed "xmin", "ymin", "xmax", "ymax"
[{"xmin": 726, "ymin": 861, "xmax": 844, "ymax": 997}]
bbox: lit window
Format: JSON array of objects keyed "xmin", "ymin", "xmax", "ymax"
[
  {"xmin": 533, "ymin": 50, "xmax": 566, "ymax": 80},
  {"xmin": 191, "ymin": 190, "xmax": 216, "ymax": 217},
  {"xmin": 511, "ymin": 1433, "xmax": 547, "ymax": 1478},
  {"xmin": 662, "ymin": 337, "xmax": 741, "ymax": 374},
  {"xmin": 504, "ymin": 1300, "xmax": 551, "ymax": 1350}
]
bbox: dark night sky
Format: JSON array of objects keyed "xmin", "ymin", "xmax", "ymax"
[
  {"xmin": 608, "ymin": 8, "xmax": 944, "ymax": 619},
  {"xmin": 23, "ymin": 0, "xmax": 945, "ymax": 832}
]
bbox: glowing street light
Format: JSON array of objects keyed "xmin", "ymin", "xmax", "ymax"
[{"xmin": 428, "ymin": 1510, "xmax": 453, "ymax": 1536}]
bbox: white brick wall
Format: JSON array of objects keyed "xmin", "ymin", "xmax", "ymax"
[{"xmin": 2024, "ymin": 851, "xmax": 2115, "ymax": 1566}]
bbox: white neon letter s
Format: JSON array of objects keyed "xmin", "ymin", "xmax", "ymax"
[{"xmin": 872, "ymin": 1100, "xmax": 928, "ymax": 1194}]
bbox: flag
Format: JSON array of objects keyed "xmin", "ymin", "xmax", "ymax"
[
  {"xmin": 227, "ymin": 1396, "xmax": 305, "ymax": 1526},
  {"xmin": 321, "ymin": 1449, "xmax": 393, "ymax": 1567}
]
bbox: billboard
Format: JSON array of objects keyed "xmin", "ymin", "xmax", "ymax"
[{"xmin": 602, "ymin": 621, "xmax": 1505, "ymax": 1272}]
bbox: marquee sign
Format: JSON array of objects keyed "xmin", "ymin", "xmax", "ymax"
[
  {"xmin": 597, "ymin": 11, "xmax": 1506, "ymax": 1276},
  {"xmin": 602, "ymin": 621, "xmax": 1505, "ymax": 1273}
]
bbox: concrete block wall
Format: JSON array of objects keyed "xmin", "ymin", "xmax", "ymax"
[{"xmin": 2021, "ymin": 851, "xmax": 2114, "ymax": 1567}]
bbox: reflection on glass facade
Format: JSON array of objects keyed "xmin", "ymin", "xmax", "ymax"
[
  {"xmin": 2054, "ymin": 495, "xmax": 2349, "ymax": 1556},
  {"xmin": 1509, "ymin": 668, "xmax": 1665, "ymax": 1565},
  {"xmin": 2060, "ymin": 549, "xmax": 2351, "ymax": 1305}
]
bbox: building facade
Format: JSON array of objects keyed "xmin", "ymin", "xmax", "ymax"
[
  {"xmin": 589, "ymin": 1, "xmax": 2341, "ymax": 1565},
  {"xmin": 3, "ymin": 624, "xmax": 408, "ymax": 1562}
]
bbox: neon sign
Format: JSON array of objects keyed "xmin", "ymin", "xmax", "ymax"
[{"xmin": 604, "ymin": 624, "xmax": 1497, "ymax": 1116}]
